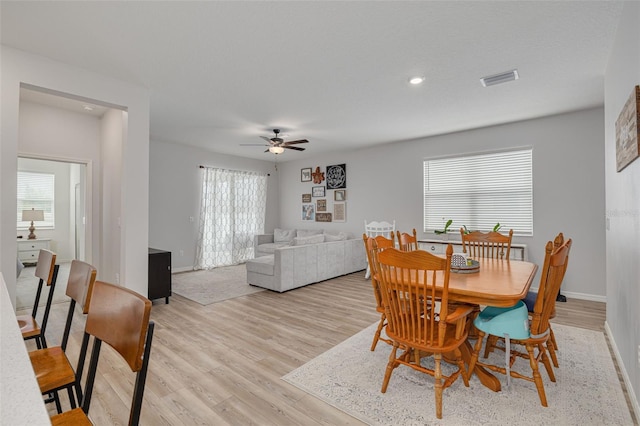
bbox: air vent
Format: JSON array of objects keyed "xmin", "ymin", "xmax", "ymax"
[{"xmin": 480, "ymin": 69, "xmax": 519, "ymax": 87}]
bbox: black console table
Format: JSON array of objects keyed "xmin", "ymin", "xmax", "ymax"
[{"xmin": 148, "ymin": 248, "xmax": 171, "ymax": 304}]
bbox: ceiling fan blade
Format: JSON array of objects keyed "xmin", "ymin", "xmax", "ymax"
[
  {"xmin": 260, "ymin": 136, "xmax": 274, "ymax": 143},
  {"xmin": 240, "ymin": 143, "xmax": 269, "ymax": 146},
  {"xmin": 284, "ymin": 145, "xmax": 305, "ymax": 151},
  {"xmin": 283, "ymin": 139, "xmax": 309, "ymax": 145}
]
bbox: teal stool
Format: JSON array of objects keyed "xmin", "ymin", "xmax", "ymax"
[{"xmin": 474, "ymin": 301, "xmax": 529, "ymax": 386}]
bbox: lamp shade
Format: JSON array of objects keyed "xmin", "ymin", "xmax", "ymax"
[
  {"xmin": 22, "ymin": 209, "xmax": 44, "ymax": 222},
  {"xmin": 269, "ymin": 146, "xmax": 285, "ymax": 154}
]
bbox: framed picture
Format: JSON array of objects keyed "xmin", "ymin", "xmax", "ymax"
[
  {"xmin": 312, "ymin": 186, "xmax": 325, "ymax": 197},
  {"xmin": 333, "ymin": 202, "xmax": 346, "ymax": 222},
  {"xmin": 616, "ymin": 85, "xmax": 640, "ymax": 172},
  {"xmin": 334, "ymin": 189, "xmax": 346, "ymax": 201},
  {"xmin": 301, "ymin": 167, "xmax": 312, "ymax": 182},
  {"xmin": 316, "ymin": 199, "xmax": 326, "ymax": 211},
  {"xmin": 302, "ymin": 193, "xmax": 311, "ymax": 203},
  {"xmin": 316, "ymin": 212, "xmax": 332, "ymax": 222},
  {"xmin": 302, "ymin": 203, "xmax": 315, "ymax": 221},
  {"xmin": 326, "ymin": 164, "xmax": 346, "ymax": 189}
]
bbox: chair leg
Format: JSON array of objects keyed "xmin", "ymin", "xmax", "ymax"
[
  {"xmin": 53, "ymin": 391, "xmax": 62, "ymax": 414},
  {"xmin": 434, "ymin": 353, "xmax": 443, "ymax": 419},
  {"xmin": 547, "ymin": 327, "xmax": 559, "ymax": 367},
  {"xmin": 483, "ymin": 335, "xmax": 498, "ymax": 358},
  {"xmin": 467, "ymin": 330, "xmax": 485, "ymax": 381},
  {"xmin": 370, "ymin": 315, "xmax": 385, "ymax": 351},
  {"xmin": 455, "ymin": 348, "xmax": 469, "ymax": 387},
  {"xmin": 67, "ymin": 386, "xmax": 77, "ymax": 409},
  {"xmin": 539, "ymin": 343, "xmax": 556, "ymax": 382},
  {"xmin": 526, "ymin": 344, "xmax": 548, "ymax": 407},
  {"xmin": 381, "ymin": 344, "xmax": 399, "ymax": 393}
]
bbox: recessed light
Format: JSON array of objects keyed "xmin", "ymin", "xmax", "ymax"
[
  {"xmin": 408, "ymin": 76, "xmax": 425, "ymax": 85},
  {"xmin": 83, "ymin": 105, "xmax": 94, "ymax": 111}
]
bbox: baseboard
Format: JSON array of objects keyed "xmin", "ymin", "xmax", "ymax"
[
  {"xmin": 605, "ymin": 321, "xmax": 640, "ymax": 422},
  {"xmin": 172, "ymin": 266, "xmax": 195, "ymax": 273},
  {"xmin": 528, "ymin": 286, "xmax": 606, "ymax": 303}
]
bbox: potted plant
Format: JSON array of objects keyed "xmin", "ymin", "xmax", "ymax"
[{"xmin": 434, "ymin": 218, "xmax": 453, "ymax": 240}]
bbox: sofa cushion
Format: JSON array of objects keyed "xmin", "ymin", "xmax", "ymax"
[
  {"xmin": 291, "ymin": 234, "xmax": 325, "ymax": 246},
  {"xmin": 324, "ymin": 232, "xmax": 348, "ymax": 242},
  {"xmin": 246, "ymin": 255, "xmax": 275, "ymax": 275},
  {"xmin": 274, "ymin": 228, "xmax": 296, "ymax": 243},
  {"xmin": 256, "ymin": 242, "xmax": 290, "ymax": 254},
  {"xmin": 297, "ymin": 229, "xmax": 323, "ymax": 238}
]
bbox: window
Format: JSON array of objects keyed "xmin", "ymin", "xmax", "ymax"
[
  {"xmin": 17, "ymin": 171, "xmax": 55, "ymax": 229},
  {"xmin": 423, "ymin": 148, "xmax": 533, "ymax": 236}
]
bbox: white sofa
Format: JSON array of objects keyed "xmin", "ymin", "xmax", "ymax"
[{"xmin": 247, "ymin": 228, "xmax": 367, "ymax": 292}]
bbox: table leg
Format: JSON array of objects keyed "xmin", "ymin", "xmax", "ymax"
[{"xmin": 460, "ymin": 340, "xmax": 502, "ymax": 392}]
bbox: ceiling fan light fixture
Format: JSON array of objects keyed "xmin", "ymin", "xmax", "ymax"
[
  {"xmin": 269, "ymin": 146, "xmax": 285, "ymax": 154},
  {"xmin": 480, "ymin": 69, "xmax": 519, "ymax": 87}
]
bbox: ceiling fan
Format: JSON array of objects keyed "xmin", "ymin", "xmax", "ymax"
[{"xmin": 241, "ymin": 129, "xmax": 309, "ymax": 154}]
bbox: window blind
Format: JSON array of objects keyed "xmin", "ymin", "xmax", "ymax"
[
  {"xmin": 17, "ymin": 171, "xmax": 55, "ymax": 229},
  {"xmin": 423, "ymin": 148, "xmax": 533, "ymax": 236}
]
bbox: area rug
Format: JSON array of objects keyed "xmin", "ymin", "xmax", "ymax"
[
  {"xmin": 283, "ymin": 323, "xmax": 632, "ymax": 425},
  {"xmin": 16, "ymin": 262, "xmax": 71, "ymax": 311},
  {"xmin": 172, "ymin": 264, "xmax": 264, "ymax": 305}
]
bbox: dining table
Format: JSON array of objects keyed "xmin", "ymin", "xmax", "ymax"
[{"xmin": 379, "ymin": 255, "xmax": 538, "ymax": 392}]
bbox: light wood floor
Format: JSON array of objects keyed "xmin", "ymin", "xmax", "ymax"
[{"xmin": 22, "ymin": 271, "xmax": 633, "ymax": 425}]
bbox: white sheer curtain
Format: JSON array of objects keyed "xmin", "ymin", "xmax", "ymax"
[{"xmin": 195, "ymin": 167, "xmax": 267, "ymax": 269}]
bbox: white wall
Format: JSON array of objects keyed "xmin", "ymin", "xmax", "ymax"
[
  {"xmin": 149, "ymin": 140, "xmax": 280, "ymax": 271},
  {"xmin": 1, "ymin": 46, "xmax": 150, "ymax": 303},
  {"xmin": 604, "ymin": 1, "xmax": 640, "ymax": 416},
  {"xmin": 277, "ymin": 107, "xmax": 606, "ymax": 301}
]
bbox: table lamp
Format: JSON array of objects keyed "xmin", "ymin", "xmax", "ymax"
[{"xmin": 22, "ymin": 208, "xmax": 44, "ymax": 240}]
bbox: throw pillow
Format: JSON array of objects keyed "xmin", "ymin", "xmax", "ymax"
[
  {"xmin": 274, "ymin": 228, "xmax": 296, "ymax": 243},
  {"xmin": 324, "ymin": 232, "xmax": 347, "ymax": 242},
  {"xmin": 291, "ymin": 234, "xmax": 325, "ymax": 246},
  {"xmin": 297, "ymin": 229, "xmax": 323, "ymax": 238}
]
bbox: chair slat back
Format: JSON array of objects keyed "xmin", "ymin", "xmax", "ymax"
[
  {"xmin": 35, "ymin": 249, "xmax": 57, "ymax": 285},
  {"xmin": 85, "ymin": 281, "xmax": 152, "ymax": 372},
  {"xmin": 530, "ymin": 238, "xmax": 572, "ymax": 335},
  {"xmin": 377, "ymin": 246, "xmax": 453, "ymax": 349},
  {"xmin": 364, "ymin": 220, "xmax": 396, "ymax": 238},
  {"xmin": 65, "ymin": 260, "xmax": 98, "ymax": 313},
  {"xmin": 363, "ymin": 234, "xmax": 395, "ymax": 308},
  {"xmin": 460, "ymin": 228, "xmax": 513, "ymax": 260},
  {"xmin": 396, "ymin": 228, "xmax": 419, "ymax": 252}
]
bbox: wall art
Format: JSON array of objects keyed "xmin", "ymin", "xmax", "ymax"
[
  {"xmin": 334, "ymin": 189, "xmax": 346, "ymax": 201},
  {"xmin": 312, "ymin": 186, "xmax": 325, "ymax": 197},
  {"xmin": 616, "ymin": 85, "xmax": 640, "ymax": 172},
  {"xmin": 302, "ymin": 203, "xmax": 315, "ymax": 221},
  {"xmin": 312, "ymin": 166, "xmax": 325, "ymax": 184},
  {"xmin": 316, "ymin": 212, "xmax": 332, "ymax": 222},
  {"xmin": 302, "ymin": 193, "xmax": 311, "ymax": 203},
  {"xmin": 316, "ymin": 199, "xmax": 326, "ymax": 211},
  {"xmin": 326, "ymin": 164, "xmax": 346, "ymax": 189},
  {"xmin": 301, "ymin": 167, "xmax": 312, "ymax": 182},
  {"xmin": 333, "ymin": 202, "xmax": 346, "ymax": 222}
]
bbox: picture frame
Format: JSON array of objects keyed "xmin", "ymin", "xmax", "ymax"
[
  {"xmin": 316, "ymin": 199, "xmax": 326, "ymax": 211},
  {"xmin": 334, "ymin": 189, "xmax": 346, "ymax": 201},
  {"xmin": 616, "ymin": 85, "xmax": 640, "ymax": 172},
  {"xmin": 302, "ymin": 203, "xmax": 315, "ymax": 221},
  {"xmin": 312, "ymin": 186, "xmax": 325, "ymax": 197},
  {"xmin": 302, "ymin": 193, "xmax": 311, "ymax": 203},
  {"xmin": 301, "ymin": 167, "xmax": 312, "ymax": 182},
  {"xmin": 316, "ymin": 212, "xmax": 332, "ymax": 222},
  {"xmin": 326, "ymin": 164, "xmax": 346, "ymax": 189},
  {"xmin": 333, "ymin": 202, "xmax": 346, "ymax": 222}
]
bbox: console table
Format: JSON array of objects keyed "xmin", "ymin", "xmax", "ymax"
[
  {"xmin": 17, "ymin": 238, "xmax": 51, "ymax": 265},
  {"xmin": 418, "ymin": 239, "xmax": 528, "ymax": 261},
  {"xmin": 149, "ymin": 248, "xmax": 171, "ymax": 304}
]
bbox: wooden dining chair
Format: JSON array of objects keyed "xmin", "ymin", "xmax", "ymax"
[
  {"xmin": 28, "ymin": 260, "xmax": 97, "ymax": 413},
  {"xmin": 467, "ymin": 238, "xmax": 572, "ymax": 407},
  {"xmin": 50, "ymin": 281, "xmax": 154, "ymax": 426},
  {"xmin": 396, "ymin": 228, "xmax": 419, "ymax": 252},
  {"xmin": 376, "ymin": 245, "xmax": 474, "ymax": 419},
  {"xmin": 460, "ymin": 228, "xmax": 513, "ymax": 260},
  {"xmin": 362, "ymin": 233, "xmax": 395, "ymax": 351},
  {"xmin": 17, "ymin": 249, "xmax": 59, "ymax": 349},
  {"xmin": 363, "ymin": 220, "xmax": 395, "ymax": 279}
]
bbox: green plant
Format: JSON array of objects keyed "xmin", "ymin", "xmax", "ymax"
[
  {"xmin": 492, "ymin": 222, "xmax": 502, "ymax": 232},
  {"xmin": 434, "ymin": 219, "xmax": 453, "ymax": 235}
]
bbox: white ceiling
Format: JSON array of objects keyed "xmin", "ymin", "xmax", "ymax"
[{"xmin": 1, "ymin": 1, "xmax": 624, "ymax": 162}]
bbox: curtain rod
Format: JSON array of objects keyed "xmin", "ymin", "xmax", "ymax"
[{"xmin": 198, "ymin": 165, "xmax": 270, "ymax": 176}]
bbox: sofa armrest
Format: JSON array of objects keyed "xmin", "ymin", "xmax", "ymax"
[{"xmin": 256, "ymin": 234, "xmax": 274, "ymax": 245}]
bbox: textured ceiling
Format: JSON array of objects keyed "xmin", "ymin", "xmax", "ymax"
[{"xmin": 1, "ymin": 1, "xmax": 624, "ymax": 162}]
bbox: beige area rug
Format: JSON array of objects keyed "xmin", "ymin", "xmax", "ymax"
[
  {"xmin": 16, "ymin": 262, "xmax": 70, "ymax": 311},
  {"xmin": 283, "ymin": 323, "xmax": 632, "ymax": 425},
  {"xmin": 172, "ymin": 264, "xmax": 264, "ymax": 305}
]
